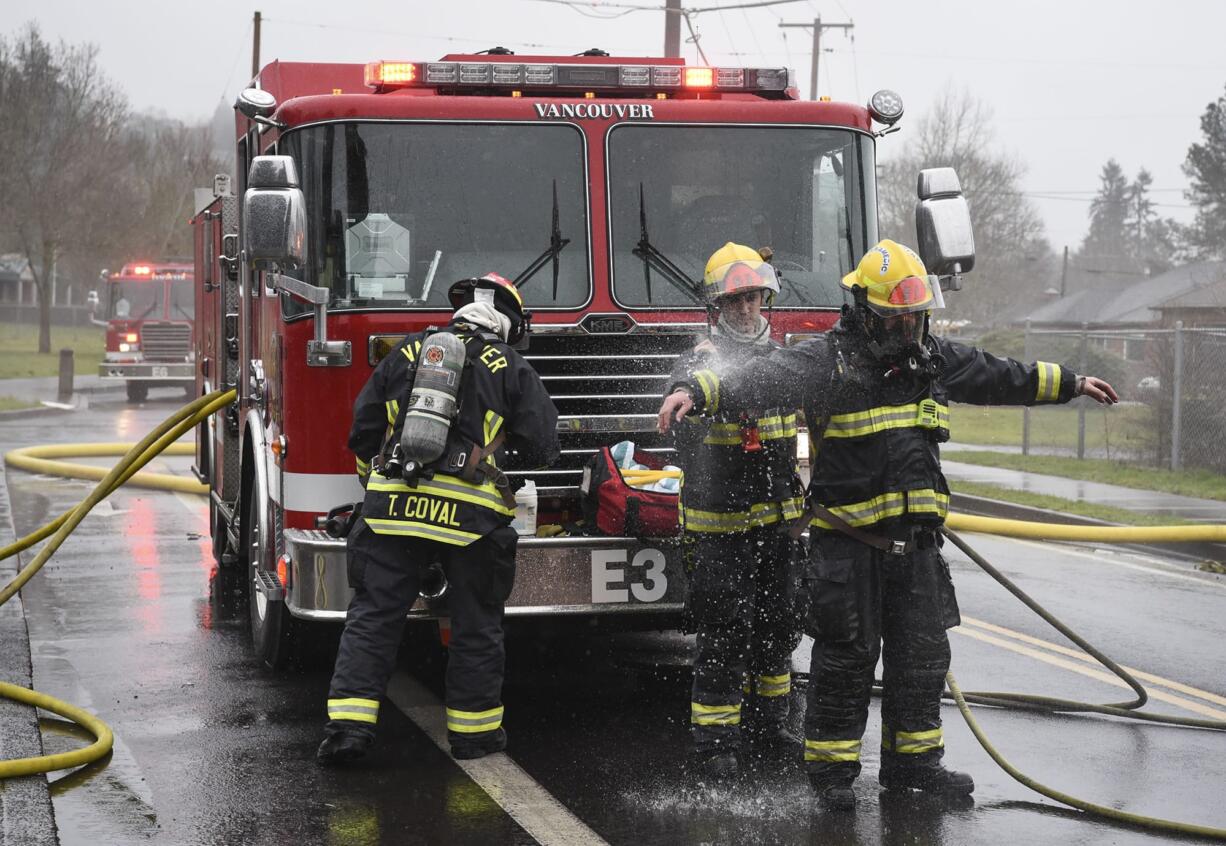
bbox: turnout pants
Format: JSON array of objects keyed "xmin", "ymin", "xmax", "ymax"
[
  {"xmin": 686, "ymin": 524, "xmax": 801, "ymax": 753},
  {"xmin": 801, "ymin": 528, "xmax": 961, "ymax": 783},
  {"xmin": 325, "ymin": 517, "xmax": 518, "ymax": 752}
]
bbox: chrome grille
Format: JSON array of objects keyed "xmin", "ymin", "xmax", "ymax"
[
  {"xmin": 140, "ymin": 322, "xmax": 191, "ymax": 362},
  {"xmin": 508, "ymin": 328, "xmax": 702, "ymax": 496}
]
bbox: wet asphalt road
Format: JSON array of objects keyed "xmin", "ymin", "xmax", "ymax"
[{"xmin": 3, "ymin": 391, "xmax": 1226, "ymax": 845}]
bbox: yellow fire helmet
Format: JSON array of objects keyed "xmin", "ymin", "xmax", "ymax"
[
  {"xmin": 703, "ymin": 242, "xmax": 781, "ymax": 305},
  {"xmin": 841, "ymin": 239, "xmax": 944, "ymax": 316}
]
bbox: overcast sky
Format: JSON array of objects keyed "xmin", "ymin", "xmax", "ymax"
[{"xmin": 4, "ymin": 0, "xmax": 1222, "ymax": 251}]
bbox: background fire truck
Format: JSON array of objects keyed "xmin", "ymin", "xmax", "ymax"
[
  {"xmin": 95, "ymin": 261, "xmax": 196, "ymax": 403},
  {"xmin": 192, "ymin": 52, "xmax": 973, "ymax": 667}
]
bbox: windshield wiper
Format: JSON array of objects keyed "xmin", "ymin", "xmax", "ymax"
[
  {"xmin": 513, "ymin": 180, "xmax": 570, "ymax": 299},
  {"xmin": 632, "ymin": 183, "xmax": 703, "ymax": 306}
]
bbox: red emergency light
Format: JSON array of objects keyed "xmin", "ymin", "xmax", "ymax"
[
  {"xmin": 364, "ymin": 61, "xmax": 417, "ymax": 87},
  {"xmin": 363, "ymin": 59, "xmax": 793, "ymax": 98},
  {"xmin": 132, "ymin": 265, "xmax": 152, "ymax": 276}
]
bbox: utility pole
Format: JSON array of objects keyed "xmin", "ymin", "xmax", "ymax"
[
  {"xmin": 251, "ymin": 11, "xmax": 262, "ymax": 80},
  {"xmin": 1060, "ymin": 245, "xmax": 1069, "ymax": 297},
  {"xmin": 664, "ymin": 0, "xmax": 681, "ymax": 58},
  {"xmin": 778, "ymin": 16, "xmax": 853, "ymax": 100}
]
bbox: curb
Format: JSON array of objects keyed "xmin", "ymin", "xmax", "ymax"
[
  {"xmin": 0, "ymin": 406, "xmax": 74, "ymax": 422},
  {"xmin": 0, "ymin": 459, "xmax": 58, "ymax": 846},
  {"xmin": 951, "ymin": 492, "xmax": 1226, "ymax": 565}
]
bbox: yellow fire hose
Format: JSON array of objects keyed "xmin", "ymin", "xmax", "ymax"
[
  {"xmin": 0, "ymin": 389, "xmax": 235, "ymax": 778},
  {"xmin": 2, "ymin": 395, "xmax": 1225, "ymax": 839},
  {"xmin": 938, "ymin": 528, "xmax": 1226, "ymax": 840},
  {"xmin": 947, "ymin": 511, "xmax": 1226, "ymax": 543},
  {"xmin": 4, "ymin": 442, "xmax": 205, "ymax": 495}
]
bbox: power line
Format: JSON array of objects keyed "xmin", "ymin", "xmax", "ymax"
[
  {"xmin": 526, "ymin": 0, "xmax": 645, "ymax": 18},
  {"xmin": 777, "ymin": 16, "xmax": 854, "ymax": 100},
  {"xmin": 216, "ymin": 18, "xmax": 253, "ymax": 105},
  {"xmin": 1024, "ymin": 194, "xmax": 1193, "ymax": 209},
  {"xmin": 263, "ymin": 16, "xmax": 640, "ymax": 52},
  {"xmin": 819, "ymin": 46, "xmax": 1226, "ymax": 72},
  {"xmin": 1023, "ymin": 188, "xmax": 1187, "ymax": 195}
]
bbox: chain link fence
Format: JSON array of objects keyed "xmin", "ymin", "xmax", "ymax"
[{"xmin": 949, "ymin": 323, "xmax": 1226, "ymax": 471}]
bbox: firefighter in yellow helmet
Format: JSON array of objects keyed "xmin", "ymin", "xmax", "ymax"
[
  {"xmin": 659, "ymin": 239, "xmax": 1118, "ymax": 808},
  {"xmin": 664, "ymin": 242, "xmax": 805, "ymax": 778}
]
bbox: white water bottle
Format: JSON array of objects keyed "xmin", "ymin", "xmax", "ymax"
[{"xmin": 512, "ymin": 480, "xmax": 538, "ymax": 536}]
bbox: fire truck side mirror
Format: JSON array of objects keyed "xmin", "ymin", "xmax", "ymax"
[
  {"xmin": 236, "ymin": 88, "xmax": 277, "ymax": 121},
  {"xmin": 915, "ymin": 167, "xmax": 975, "ymax": 290},
  {"xmin": 243, "ymin": 155, "xmax": 307, "ymax": 271}
]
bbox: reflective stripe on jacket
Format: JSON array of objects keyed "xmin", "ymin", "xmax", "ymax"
[
  {"xmin": 669, "ymin": 334, "xmax": 804, "ymax": 535},
  {"xmin": 674, "ymin": 322, "xmax": 1078, "ymax": 533}
]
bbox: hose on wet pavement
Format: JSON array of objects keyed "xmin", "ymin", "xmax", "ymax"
[
  {"xmin": 941, "ymin": 527, "xmax": 1226, "ymax": 840},
  {"xmin": 3, "ymin": 392, "xmax": 1226, "ymax": 838},
  {"xmin": 4, "ymin": 442, "xmax": 205, "ymax": 495},
  {"xmin": 0, "ymin": 389, "xmax": 235, "ymax": 779},
  {"xmin": 946, "ymin": 511, "xmax": 1226, "ymax": 544}
]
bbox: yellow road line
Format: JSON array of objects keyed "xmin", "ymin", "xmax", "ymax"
[
  {"xmin": 951, "ymin": 626, "xmax": 1226, "ymax": 721},
  {"xmin": 962, "ymin": 616, "xmax": 1226, "ymax": 709}
]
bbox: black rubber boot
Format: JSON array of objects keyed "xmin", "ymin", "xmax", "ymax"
[
  {"xmin": 810, "ymin": 776, "xmax": 856, "ymax": 811},
  {"xmin": 689, "ymin": 749, "xmax": 740, "ymax": 780},
  {"xmin": 879, "ymin": 763, "xmax": 975, "ymax": 795},
  {"xmin": 451, "ymin": 727, "xmax": 508, "ymax": 761},
  {"xmin": 745, "ymin": 722, "xmax": 803, "ymax": 754},
  {"xmin": 316, "ymin": 730, "xmax": 373, "ymax": 767}
]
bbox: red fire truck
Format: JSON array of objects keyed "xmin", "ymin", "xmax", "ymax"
[
  {"xmin": 96, "ymin": 261, "xmax": 196, "ymax": 403},
  {"xmin": 192, "ymin": 52, "xmax": 973, "ymax": 667}
]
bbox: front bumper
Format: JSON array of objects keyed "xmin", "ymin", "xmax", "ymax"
[
  {"xmin": 99, "ymin": 361, "xmax": 193, "ymax": 381},
  {"xmin": 281, "ymin": 530, "xmax": 687, "ymax": 622}
]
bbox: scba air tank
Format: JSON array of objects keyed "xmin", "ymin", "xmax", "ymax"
[{"xmin": 400, "ymin": 332, "xmax": 466, "ymax": 473}]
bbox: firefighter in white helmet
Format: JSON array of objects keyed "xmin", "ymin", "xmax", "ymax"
[
  {"xmin": 660, "ymin": 240, "xmax": 1118, "ymax": 808},
  {"xmin": 318, "ymin": 273, "xmax": 559, "ymax": 766},
  {"xmin": 664, "ymin": 242, "xmax": 805, "ymax": 779}
]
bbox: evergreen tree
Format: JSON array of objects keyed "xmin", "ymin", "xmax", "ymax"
[
  {"xmin": 1127, "ymin": 168, "xmax": 1177, "ymax": 274},
  {"xmin": 1183, "ymin": 82, "xmax": 1226, "ymax": 258},
  {"xmin": 1082, "ymin": 158, "xmax": 1130, "ymax": 261}
]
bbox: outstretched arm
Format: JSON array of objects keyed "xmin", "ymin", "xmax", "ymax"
[
  {"xmin": 657, "ymin": 338, "xmax": 829, "ymax": 432},
  {"xmin": 940, "ymin": 338, "xmax": 1081, "ymax": 406}
]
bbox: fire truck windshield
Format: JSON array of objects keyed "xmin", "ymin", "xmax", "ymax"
[
  {"xmin": 108, "ymin": 279, "xmax": 162, "ymax": 320},
  {"xmin": 608, "ymin": 125, "xmax": 870, "ymax": 309},
  {"xmin": 285, "ymin": 122, "xmax": 590, "ymax": 314},
  {"xmin": 171, "ymin": 279, "xmax": 194, "ymax": 320}
]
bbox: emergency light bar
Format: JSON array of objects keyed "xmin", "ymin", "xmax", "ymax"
[
  {"xmin": 115, "ymin": 263, "xmax": 190, "ymax": 280},
  {"xmin": 364, "ymin": 60, "xmax": 793, "ymax": 96}
]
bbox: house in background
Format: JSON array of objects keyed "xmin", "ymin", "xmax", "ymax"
[
  {"xmin": 1020, "ymin": 260, "xmax": 1226, "ymax": 332},
  {"xmin": 0, "ymin": 254, "xmax": 36, "ymax": 304},
  {"xmin": 1153, "ymin": 275, "xmax": 1226, "ymax": 327},
  {"xmin": 1015, "ymin": 260, "xmax": 1226, "ymax": 382}
]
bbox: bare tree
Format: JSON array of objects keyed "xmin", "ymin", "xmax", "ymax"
[
  {"xmin": 120, "ymin": 118, "xmax": 229, "ymax": 258},
  {"xmin": 877, "ymin": 88, "xmax": 1051, "ymax": 330},
  {"xmin": 0, "ymin": 24, "xmax": 132, "ymax": 352}
]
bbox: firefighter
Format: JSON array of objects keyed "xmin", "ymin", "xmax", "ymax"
[
  {"xmin": 658, "ymin": 240, "xmax": 1118, "ymax": 809},
  {"xmin": 318, "ymin": 273, "xmax": 560, "ymax": 766},
  {"xmin": 669, "ymin": 242, "xmax": 805, "ymax": 779}
]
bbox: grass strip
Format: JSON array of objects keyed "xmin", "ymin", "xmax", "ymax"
[
  {"xmin": 0, "ymin": 321, "xmax": 105, "ymax": 379},
  {"xmin": 949, "ymin": 403, "xmax": 1151, "ymax": 453},
  {"xmin": 948, "ymin": 451, "xmax": 1226, "ymax": 503},
  {"xmin": 951, "ymin": 481, "xmax": 1196, "ymax": 527},
  {"xmin": 0, "ymin": 396, "xmax": 39, "ymax": 412}
]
